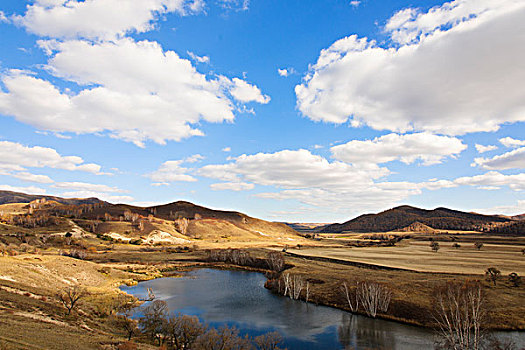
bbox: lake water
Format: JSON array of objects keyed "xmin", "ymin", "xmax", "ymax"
[{"xmin": 121, "ymin": 268, "xmax": 523, "ymax": 349}]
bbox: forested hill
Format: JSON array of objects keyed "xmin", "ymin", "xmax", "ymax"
[
  {"xmin": 0, "ymin": 190, "xmax": 106, "ymax": 206},
  {"xmin": 321, "ymin": 205, "xmax": 511, "ymax": 233}
]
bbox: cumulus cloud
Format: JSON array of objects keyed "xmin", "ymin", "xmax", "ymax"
[
  {"xmin": 210, "ymin": 182, "xmax": 254, "ymax": 191},
  {"xmin": 187, "ymin": 51, "xmax": 210, "ymax": 64},
  {"xmin": 499, "ymin": 137, "xmax": 525, "ymax": 148},
  {"xmin": 147, "ymin": 156, "xmax": 201, "ymax": 183},
  {"xmin": 474, "ymin": 200, "xmax": 525, "ymax": 216},
  {"xmin": 0, "ymin": 140, "xmax": 102, "ymax": 174},
  {"xmin": 14, "ymin": 0, "xmax": 204, "ymax": 40},
  {"xmin": 0, "ymin": 39, "xmax": 270, "ymax": 146},
  {"xmin": 455, "ymin": 171, "xmax": 525, "ymax": 191},
  {"xmin": 472, "ymin": 147, "xmax": 525, "ymax": 170},
  {"xmin": 331, "ymin": 133, "xmax": 466, "ymax": 166},
  {"xmin": 475, "ymin": 144, "xmax": 498, "ymax": 153},
  {"xmin": 222, "ymin": 147, "xmax": 231, "ymax": 152},
  {"xmin": 58, "ymin": 191, "xmax": 134, "ymax": 203},
  {"xmin": 296, "ymin": 0, "xmax": 525, "ymax": 135},
  {"xmin": 10, "ymin": 172, "xmax": 54, "ymax": 184},
  {"xmin": 0, "ymin": 184, "xmax": 47, "ymax": 194},
  {"xmin": 0, "ymin": 11, "xmax": 9, "ymax": 23},
  {"xmin": 52, "ymin": 181, "xmax": 125, "ymax": 193},
  {"xmin": 228, "ymin": 78, "xmax": 270, "ymax": 104},
  {"xmin": 350, "ymin": 1, "xmax": 361, "ymax": 8}
]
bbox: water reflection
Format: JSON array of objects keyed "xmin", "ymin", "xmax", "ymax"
[{"xmin": 122, "ymin": 269, "xmax": 523, "ymax": 350}]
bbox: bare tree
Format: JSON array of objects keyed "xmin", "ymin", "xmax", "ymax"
[
  {"xmin": 292, "ymin": 275, "xmax": 304, "ymax": 300},
  {"xmin": 139, "ymin": 300, "xmax": 168, "ymax": 345},
  {"xmin": 164, "ymin": 314, "xmax": 206, "ymax": 350},
  {"xmin": 485, "ymin": 267, "xmax": 501, "ymax": 286},
  {"xmin": 433, "ymin": 280, "xmax": 485, "ymax": 350},
  {"xmin": 254, "ymin": 331, "xmax": 283, "ymax": 350},
  {"xmin": 266, "ymin": 251, "xmax": 284, "ymax": 272},
  {"xmin": 58, "ymin": 285, "xmax": 88, "ymax": 315},
  {"xmin": 357, "ymin": 281, "xmax": 391, "ymax": 318},
  {"xmin": 341, "ymin": 282, "xmax": 359, "ymax": 312},
  {"xmin": 192, "ymin": 326, "xmax": 252, "ymax": 350}
]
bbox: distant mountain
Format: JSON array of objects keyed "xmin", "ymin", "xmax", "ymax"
[
  {"xmin": 321, "ymin": 205, "xmax": 511, "ymax": 233},
  {"xmin": 0, "ymin": 190, "xmax": 106, "ymax": 206}
]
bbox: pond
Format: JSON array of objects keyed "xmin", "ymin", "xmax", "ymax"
[{"xmin": 121, "ymin": 269, "xmax": 523, "ymax": 349}]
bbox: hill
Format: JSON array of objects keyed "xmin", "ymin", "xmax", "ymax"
[
  {"xmin": 0, "ymin": 191, "xmax": 300, "ymax": 243},
  {"xmin": 321, "ymin": 205, "xmax": 511, "ymax": 233},
  {"xmin": 393, "ymin": 221, "xmax": 437, "ymax": 233},
  {"xmin": 487, "ymin": 220, "xmax": 525, "ymax": 235},
  {"xmin": 0, "ymin": 190, "xmax": 106, "ymax": 206}
]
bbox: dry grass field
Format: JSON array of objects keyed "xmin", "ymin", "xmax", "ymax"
[{"xmin": 286, "ymin": 240, "xmax": 525, "ymax": 275}]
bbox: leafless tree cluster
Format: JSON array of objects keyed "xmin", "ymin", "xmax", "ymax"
[
  {"xmin": 433, "ymin": 280, "xmax": 485, "ymax": 350},
  {"xmin": 266, "ymin": 251, "xmax": 285, "ymax": 272},
  {"xmin": 138, "ymin": 300, "xmax": 284, "ymax": 349},
  {"xmin": 340, "ymin": 280, "xmax": 392, "ymax": 318},
  {"xmin": 58, "ymin": 285, "xmax": 88, "ymax": 315},
  {"xmin": 0, "ymin": 213, "xmax": 57, "ymax": 228},
  {"xmin": 206, "ymin": 249, "xmax": 253, "ymax": 266},
  {"xmin": 279, "ymin": 273, "xmax": 306, "ymax": 301}
]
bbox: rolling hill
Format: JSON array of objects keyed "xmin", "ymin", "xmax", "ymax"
[
  {"xmin": 321, "ymin": 205, "xmax": 511, "ymax": 233},
  {"xmin": 0, "ymin": 190, "xmax": 106, "ymax": 206},
  {"xmin": 0, "ymin": 190, "xmax": 300, "ymax": 243}
]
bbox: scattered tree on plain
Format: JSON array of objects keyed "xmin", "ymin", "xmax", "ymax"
[
  {"xmin": 430, "ymin": 241, "xmax": 440, "ymax": 252},
  {"xmin": 508, "ymin": 272, "xmax": 521, "ymax": 287},
  {"xmin": 58, "ymin": 285, "xmax": 88, "ymax": 315},
  {"xmin": 485, "ymin": 267, "xmax": 501, "ymax": 286},
  {"xmin": 452, "ymin": 243, "xmax": 461, "ymax": 249},
  {"xmin": 475, "ymin": 242, "xmax": 484, "ymax": 251}
]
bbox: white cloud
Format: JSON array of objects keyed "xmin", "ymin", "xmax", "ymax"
[
  {"xmin": 0, "ymin": 140, "xmax": 102, "ymax": 174},
  {"xmin": 296, "ymin": 0, "xmax": 525, "ymax": 135},
  {"xmin": 199, "ymin": 149, "xmax": 390, "ymax": 191},
  {"xmin": 0, "ymin": 11, "xmax": 9, "ymax": 23},
  {"xmin": 222, "ymin": 147, "xmax": 231, "ymax": 152},
  {"xmin": 185, "ymin": 154, "xmax": 205, "ymax": 163},
  {"xmin": 210, "ymin": 182, "xmax": 254, "ymax": 191},
  {"xmin": 455, "ymin": 171, "xmax": 525, "ymax": 191},
  {"xmin": 475, "ymin": 144, "xmax": 498, "ymax": 153},
  {"xmin": 0, "ymin": 184, "xmax": 47, "ymax": 194},
  {"xmin": 474, "ymin": 200, "xmax": 525, "ymax": 216},
  {"xmin": 472, "ymin": 147, "xmax": 525, "ymax": 170},
  {"xmin": 278, "ymin": 69, "xmax": 289, "ymax": 77},
  {"xmin": 228, "ymin": 78, "xmax": 270, "ymax": 104},
  {"xmin": 218, "ymin": 0, "xmax": 249, "ymax": 12},
  {"xmin": 187, "ymin": 51, "xmax": 210, "ymax": 64},
  {"xmin": 52, "ymin": 181, "xmax": 124, "ymax": 193},
  {"xmin": 499, "ymin": 137, "xmax": 525, "ymax": 148},
  {"xmin": 0, "ymin": 39, "xmax": 269, "ymax": 146},
  {"xmin": 14, "ymin": 0, "xmax": 204, "ymax": 40},
  {"xmin": 147, "ymin": 159, "xmax": 198, "ymax": 183},
  {"xmin": 277, "ymin": 68, "xmax": 296, "ymax": 77},
  {"xmin": 10, "ymin": 172, "xmax": 54, "ymax": 184},
  {"xmin": 58, "ymin": 191, "xmax": 134, "ymax": 203},
  {"xmin": 350, "ymin": 1, "xmax": 361, "ymax": 8},
  {"xmin": 331, "ymin": 133, "xmax": 466, "ymax": 166}
]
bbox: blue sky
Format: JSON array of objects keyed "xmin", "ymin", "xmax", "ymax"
[{"xmin": 0, "ymin": 0, "xmax": 524, "ymax": 222}]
